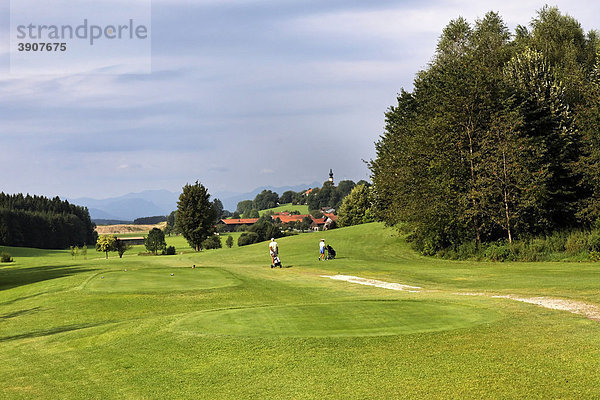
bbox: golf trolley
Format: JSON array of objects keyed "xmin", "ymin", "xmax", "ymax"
[{"xmin": 326, "ymin": 245, "xmax": 336, "ymax": 260}]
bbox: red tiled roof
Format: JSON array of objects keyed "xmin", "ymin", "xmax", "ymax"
[
  {"xmin": 273, "ymin": 214, "xmax": 308, "ymax": 224},
  {"xmin": 273, "ymin": 214, "xmax": 328, "ymax": 225},
  {"xmin": 323, "ymin": 213, "xmax": 338, "ymax": 221},
  {"xmin": 219, "ymin": 218, "xmax": 259, "ymax": 225}
]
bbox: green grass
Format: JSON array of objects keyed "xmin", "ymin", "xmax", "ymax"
[
  {"xmin": 174, "ymin": 299, "xmax": 498, "ymax": 337},
  {"xmin": 1, "ymin": 223, "xmax": 599, "ymax": 399},
  {"xmin": 259, "ymin": 203, "xmax": 309, "ymax": 216},
  {"xmin": 84, "ymin": 267, "xmax": 240, "ymax": 293}
]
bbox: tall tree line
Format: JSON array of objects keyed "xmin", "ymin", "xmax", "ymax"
[
  {"xmin": 370, "ymin": 8, "xmax": 600, "ymax": 254},
  {"xmin": 0, "ymin": 193, "xmax": 97, "ymax": 249}
]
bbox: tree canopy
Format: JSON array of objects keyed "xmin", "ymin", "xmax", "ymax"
[
  {"xmin": 253, "ymin": 190, "xmax": 279, "ymax": 210},
  {"xmin": 176, "ymin": 181, "xmax": 218, "ymax": 251},
  {"xmin": 96, "ymin": 235, "xmax": 116, "ymax": 259},
  {"xmin": 145, "ymin": 228, "xmax": 167, "ymax": 255},
  {"xmin": 370, "ymin": 7, "xmax": 600, "ymax": 255},
  {"xmin": 0, "ymin": 193, "xmax": 97, "ymax": 249},
  {"xmin": 337, "ymin": 184, "xmax": 374, "ymax": 227}
]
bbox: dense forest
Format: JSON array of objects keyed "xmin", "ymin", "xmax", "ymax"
[
  {"xmin": 0, "ymin": 193, "xmax": 97, "ymax": 249},
  {"xmin": 371, "ymin": 7, "xmax": 600, "ymax": 256}
]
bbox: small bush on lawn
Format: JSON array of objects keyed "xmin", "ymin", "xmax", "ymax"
[
  {"xmin": 165, "ymin": 246, "xmax": 176, "ymax": 255},
  {"xmin": 238, "ymin": 232, "xmax": 259, "ymax": 246},
  {"xmin": 1, "ymin": 252, "xmax": 13, "ymax": 263},
  {"xmin": 202, "ymin": 235, "xmax": 222, "ymax": 250}
]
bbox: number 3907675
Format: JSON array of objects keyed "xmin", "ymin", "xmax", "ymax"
[{"xmin": 17, "ymin": 43, "xmax": 67, "ymax": 51}]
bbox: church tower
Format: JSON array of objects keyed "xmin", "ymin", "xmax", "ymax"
[{"xmin": 328, "ymin": 169, "xmax": 334, "ymax": 184}]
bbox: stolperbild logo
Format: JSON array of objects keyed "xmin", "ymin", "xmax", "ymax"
[
  {"xmin": 16, "ymin": 19, "xmax": 149, "ymax": 46},
  {"xmin": 10, "ymin": 0, "xmax": 151, "ymax": 75}
]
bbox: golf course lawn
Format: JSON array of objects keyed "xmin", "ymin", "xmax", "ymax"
[{"xmin": 1, "ymin": 223, "xmax": 599, "ymax": 399}]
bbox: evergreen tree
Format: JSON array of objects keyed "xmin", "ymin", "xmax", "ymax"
[{"xmin": 176, "ymin": 181, "xmax": 218, "ymax": 251}]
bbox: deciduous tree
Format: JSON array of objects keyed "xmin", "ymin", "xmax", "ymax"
[
  {"xmin": 96, "ymin": 235, "xmax": 116, "ymax": 259},
  {"xmin": 145, "ymin": 228, "xmax": 167, "ymax": 255}
]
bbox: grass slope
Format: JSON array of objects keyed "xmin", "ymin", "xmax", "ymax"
[
  {"xmin": 259, "ymin": 203, "xmax": 309, "ymax": 216},
  {"xmin": 1, "ymin": 223, "xmax": 599, "ymax": 399}
]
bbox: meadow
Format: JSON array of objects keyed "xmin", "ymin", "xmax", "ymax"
[
  {"xmin": 259, "ymin": 203, "xmax": 310, "ymax": 216},
  {"xmin": 0, "ymin": 223, "xmax": 599, "ymax": 399}
]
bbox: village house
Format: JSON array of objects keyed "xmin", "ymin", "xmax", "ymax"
[
  {"xmin": 271, "ymin": 212, "xmax": 337, "ymax": 231},
  {"xmin": 116, "ymin": 236, "xmax": 145, "ymax": 246}
]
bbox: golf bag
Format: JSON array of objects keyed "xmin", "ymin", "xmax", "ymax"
[
  {"xmin": 273, "ymin": 255, "xmax": 282, "ymax": 268},
  {"xmin": 326, "ymin": 245, "xmax": 336, "ymax": 260}
]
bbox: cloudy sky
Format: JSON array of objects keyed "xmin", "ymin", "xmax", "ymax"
[{"xmin": 1, "ymin": 0, "xmax": 599, "ymax": 199}]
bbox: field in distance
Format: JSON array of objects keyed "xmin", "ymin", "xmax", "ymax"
[
  {"xmin": 95, "ymin": 221, "xmax": 167, "ymax": 235},
  {"xmin": 259, "ymin": 203, "xmax": 309, "ymax": 216}
]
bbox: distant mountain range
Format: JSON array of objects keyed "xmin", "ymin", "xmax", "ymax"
[
  {"xmin": 69, "ymin": 183, "xmax": 321, "ymax": 222},
  {"xmin": 69, "ymin": 190, "xmax": 180, "ymax": 222}
]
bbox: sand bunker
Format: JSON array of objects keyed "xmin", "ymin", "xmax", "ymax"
[
  {"xmin": 321, "ymin": 275, "xmax": 421, "ymax": 292},
  {"xmin": 458, "ymin": 293, "xmax": 600, "ymax": 322}
]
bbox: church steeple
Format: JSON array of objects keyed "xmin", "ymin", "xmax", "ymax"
[{"xmin": 328, "ymin": 169, "xmax": 334, "ymax": 184}]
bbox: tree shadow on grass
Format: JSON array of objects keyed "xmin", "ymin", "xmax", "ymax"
[
  {"xmin": 0, "ymin": 307, "xmax": 41, "ymax": 320},
  {"xmin": 0, "ymin": 292, "xmax": 49, "ymax": 307},
  {"xmin": 0, "ymin": 264, "xmax": 95, "ymax": 292},
  {"xmin": 0, "ymin": 322, "xmax": 106, "ymax": 343}
]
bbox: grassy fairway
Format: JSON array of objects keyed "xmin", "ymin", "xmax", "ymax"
[
  {"xmin": 174, "ymin": 300, "xmax": 498, "ymax": 337},
  {"xmin": 1, "ymin": 223, "xmax": 599, "ymax": 399},
  {"xmin": 85, "ymin": 268, "xmax": 240, "ymax": 293}
]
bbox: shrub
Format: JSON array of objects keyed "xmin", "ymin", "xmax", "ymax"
[
  {"xmin": 519, "ymin": 238, "xmax": 547, "ymax": 262},
  {"xmin": 238, "ymin": 232, "xmax": 259, "ymax": 246},
  {"xmin": 545, "ymin": 231, "xmax": 567, "ymax": 253},
  {"xmin": 202, "ymin": 235, "xmax": 222, "ymax": 250},
  {"xmin": 587, "ymin": 231, "xmax": 600, "ymax": 252},
  {"xmin": 425, "ymin": 228, "xmax": 600, "ymax": 262},
  {"xmin": 565, "ymin": 231, "xmax": 588, "ymax": 255},
  {"xmin": 215, "ymin": 224, "xmax": 229, "ymax": 233},
  {"xmin": 454, "ymin": 241, "xmax": 477, "ymax": 260},
  {"xmin": 484, "ymin": 242, "xmax": 511, "ymax": 262},
  {"xmin": 165, "ymin": 246, "xmax": 176, "ymax": 255},
  {"xmin": 1, "ymin": 252, "xmax": 13, "ymax": 263},
  {"xmin": 225, "ymin": 236, "xmax": 233, "ymax": 248},
  {"xmin": 235, "ymin": 224, "xmax": 248, "ymax": 232}
]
